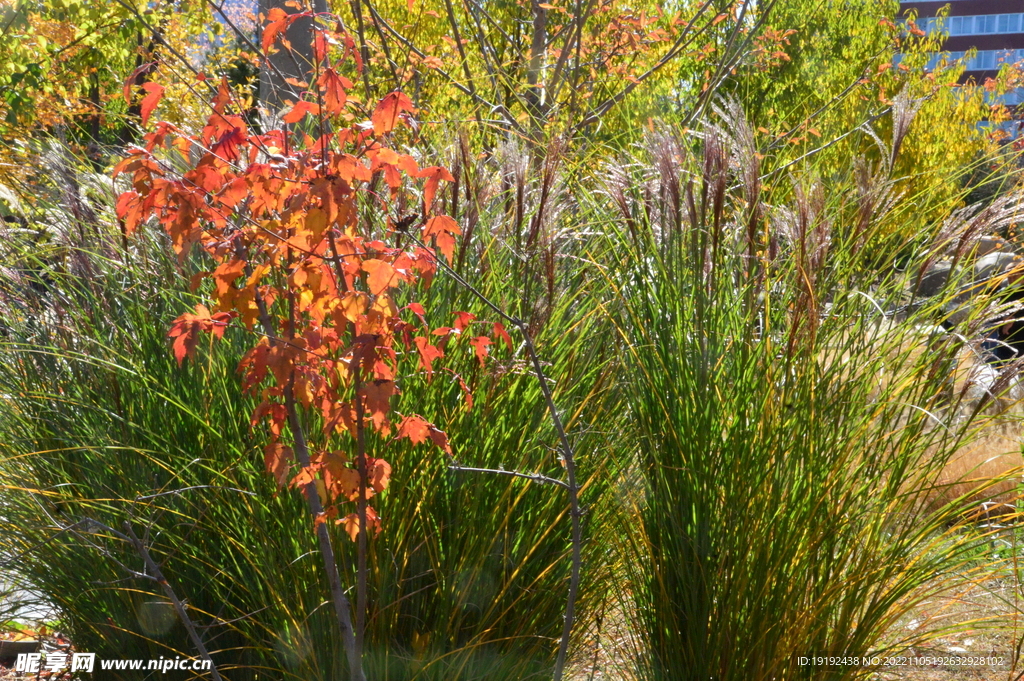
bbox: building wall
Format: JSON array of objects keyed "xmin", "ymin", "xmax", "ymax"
[{"xmin": 901, "ymin": 0, "xmax": 1024, "ymax": 81}]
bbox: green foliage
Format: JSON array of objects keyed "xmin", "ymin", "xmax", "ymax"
[{"xmin": 730, "ymin": 0, "xmax": 994, "ymax": 226}]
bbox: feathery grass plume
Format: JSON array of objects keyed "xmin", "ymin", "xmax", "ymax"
[{"xmin": 888, "ymin": 87, "xmax": 927, "ymax": 172}]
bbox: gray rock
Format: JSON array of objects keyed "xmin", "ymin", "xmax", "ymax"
[{"xmin": 914, "ymin": 260, "xmax": 952, "ymax": 298}]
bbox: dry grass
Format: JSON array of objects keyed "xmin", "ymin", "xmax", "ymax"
[
  {"xmin": 869, "ymin": 573, "xmax": 1024, "ymax": 681},
  {"xmin": 567, "ymin": 568, "xmax": 1024, "ymax": 681},
  {"xmin": 927, "ymin": 343, "xmax": 1024, "ymax": 513}
]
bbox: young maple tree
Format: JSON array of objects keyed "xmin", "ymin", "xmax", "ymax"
[{"xmin": 113, "ymin": 7, "xmax": 508, "ymax": 677}]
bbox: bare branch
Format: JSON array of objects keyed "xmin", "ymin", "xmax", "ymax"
[
  {"xmin": 361, "ymin": 1, "xmax": 525, "ymax": 133},
  {"xmin": 122, "ymin": 522, "xmax": 225, "ymax": 681},
  {"xmin": 572, "ymin": 0, "xmax": 719, "ymax": 131},
  {"xmin": 406, "ymin": 234, "xmax": 583, "ymax": 681},
  {"xmin": 448, "ymin": 464, "xmax": 570, "ymax": 489}
]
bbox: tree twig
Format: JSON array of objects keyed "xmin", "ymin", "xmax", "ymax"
[
  {"xmin": 449, "ymin": 464, "xmax": 570, "ymax": 489},
  {"xmin": 361, "ymin": 1, "xmax": 525, "ymax": 133},
  {"xmin": 53, "ymin": 514, "xmax": 224, "ymax": 680},
  {"xmin": 571, "ymin": 0, "xmax": 718, "ymax": 131},
  {"xmin": 408, "ymin": 234, "xmax": 583, "ymax": 681},
  {"xmin": 122, "ymin": 522, "xmax": 224, "ymax": 681}
]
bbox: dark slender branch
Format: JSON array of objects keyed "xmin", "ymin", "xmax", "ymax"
[
  {"xmin": 442, "ymin": 0, "xmax": 486, "ymax": 132},
  {"xmin": 122, "ymin": 522, "xmax": 224, "ymax": 681},
  {"xmin": 282, "ymin": 382, "xmax": 366, "ymax": 681},
  {"xmin": 757, "ymin": 107, "xmax": 892, "ymax": 182},
  {"xmin": 361, "ymin": 1, "xmax": 525, "ymax": 133},
  {"xmin": 362, "ymin": 0, "xmax": 402, "ymax": 89},
  {"xmin": 449, "ymin": 464, "xmax": 569, "ymax": 489},
  {"xmin": 111, "ymin": 0, "xmax": 207, "ymax": 81},
  {"xmin": 321, "ymin": 220, "xmax": 370, "ymax": 663},
  {"xmin": 572, "ymin": 0, "xmax": 718, "ymax": 130},
  {"xmin": 242, "ymin": 241, "xmax": 366, "ymax": 681},
  {"xmin": 0, "ymin": 5, "xmax": 22, "ymax": 41},
  {"xmin": 527, "ymin": 317, "xmax": 582, "ymax": 681},
  {"xmin": 205, "ymin": 0, "xmax": 295, "ymax": 91},
  {"xmin": 465, "ymin": 0, "xmax": 514, "ymax": 46},
  {"xmin": 679, "ymin": 0, "xmax": 771, "ymax": 130},
  {"xmin": 56, "ymin": 515, "xmax": 222, "ymax": 673},
  {"xmin": 461, "ymin": 0, "xmax": 500, "ymax": 93},
  {"xmin": 585, "ymin": 588, "xmax": 609, "ymax": 681},
  {"xmin": 135, "ymin": 486, "xmax": 257, "ymax": 501},
  {"xmin": 525, "ymin": 0, "xmax": 549, "ymax": 128},
  {"xmin": 764, "ymin": 63, "xmax": 875, "ymax": 152},
  {"xmin": 545, "ymin": 0, "xmax": 597, "ymax": 109},
  {"xmin": 28, "ymin": 515, "xmax": 148, "ymax": 582},
  {"xmin": 112, "ymin": 0, "xmax": 285, "ymax": 163},
  {"xmin": 407, "ymin": 234, "xmax": 582, "ymax": 681},
  {"xmin": 349, "ymin": 0, "xmax": 374, "ymax": 102}
]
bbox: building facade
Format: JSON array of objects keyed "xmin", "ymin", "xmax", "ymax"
[{"xmin": 901, "ymin": 0, "xmax": 1024, "ymax": 99}]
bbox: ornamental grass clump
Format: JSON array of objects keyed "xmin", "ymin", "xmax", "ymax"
[{"xmin": 591, "ymin": 104, "xmax": 1024, "ymax": 680}]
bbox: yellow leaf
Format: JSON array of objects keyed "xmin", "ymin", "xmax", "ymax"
[
  {"xmin": 337, "ymin": 291, "xmax": 369, "ymax": 323},
  {"xmin": 305, "ymin": 207, "xmax": 328, "ymax": 242}
]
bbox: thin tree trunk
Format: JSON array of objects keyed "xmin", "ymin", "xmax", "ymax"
[
  {"xmin": 526, "ymin": 0, "xmax": 548, "ymax": 142},
  {"xmin": 245, "ymin": 242, "xmax": 366, "ymax": 681},
  {"xmin": 258, "ymin": 0, "xmax": 328, "ymax": 113}
]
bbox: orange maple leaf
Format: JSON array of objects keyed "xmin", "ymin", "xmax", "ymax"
[
  {"xmin": 340, "ymin": 506, "xmax": 381, "ymax": 541},
  {"xmin": 422, "ymin": 215, "xmax": 461, "ymax": 261},
  {"xmin": 262, "ymin": 7, "xmax": 290, "ymax": 53},
  {"xmin": 264, "ymin": 442, "xmax": 293, "ymax": 488},
  {"xmin": 397, "ymin": 414, "xmax": 431, "ymax": 445},
  {"xmin": 372, "ymin": 91, "xmax": 415, "ymax": 136},
  {"xmin": 282, "ymin": 100, "xmax": 320, "ymax": 124},
  {"xmin": 469, "ymin": 336, "xmax": 492, "ymax": 366},
  {"xmin": 362, "ymin": 259, "xmax": 399, "ymax": 295},
  {"xmin": 428, "ymin": 426, "xmax": 453, "ymax": 455},
  {"xmin": 370, "ymin": 457, "xmax": 392, "ymax": 493},
  {"xmin": 359, "ymin": 380, "xmax": 396, "ymax": 432},
  {"xmin": 318, "ymin": 68, "xmax": 352, "ymax": 115},
  {"xmin": 115, "ymin": 191, "xmax": 144, "ymax": 236},
  {"xmin": 413, "ymin": 336, "xmax": 443, "ymax": 374},
  {"xmin": 167, "ymin": 304, "xmax": 233, "ymax": 366},
  {"xmin": 139, "ymin": 82, "xmax": 165, "ymax": 127},
  {"xmin": 493, "ymin": 322, "xmax": 513, "ymax": 350},
  {"xmin": 417, "ymin": 166, "xmax": 454, "ymax": 213}
]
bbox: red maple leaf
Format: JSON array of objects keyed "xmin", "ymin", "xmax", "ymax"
[
  {"xmin": 167, "ymin": 304, "xmax": 234, "ymax": 366},
  {"xmin": 493, "ymin": 322, "xmax": 513, "ymax": 350},
  {"xmin": 139, "ymin": 82, "xmax": 165, "ymax": 127},
  {"xmin": 397, "ymin": 414, "xmax": 431, "ymax": 445},
  {"xmin": 422, "ymin": 215, "xmax": 462, "ymax": 261},
  {"xmin": 372, "ymin": 91, "xmax": 415, "ymax": 136},
  {"xmin": 469, "ymin": 336, "xmax": 492, "ymax": 366}
]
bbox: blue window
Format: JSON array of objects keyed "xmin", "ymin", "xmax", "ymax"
[{"xmin": 923, "ymin": 13, "xmax": 1024, "ymax": 37}]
